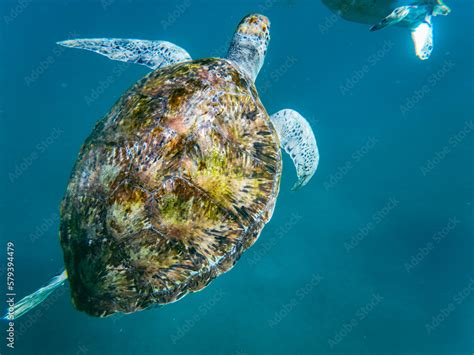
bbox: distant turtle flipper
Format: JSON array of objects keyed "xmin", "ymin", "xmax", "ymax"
[
  {"xmin": 433, "ymin": 1, "xmax": 451, "ymax": 16},
  {"xmin": 370, "ymin": 6, "xmax": 414, "ymax": 31},
  {"xmin": 57, "ymin": 38, "xmax": 192, "ymax": 70},
  {"xmin": 370, "ymin": 5, "xmax": 436, "ymax": 60},
  {"xmin": 411, "ymin": 16, "xmax": 434, "ymax": 60}
]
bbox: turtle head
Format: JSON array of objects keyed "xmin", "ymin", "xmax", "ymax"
[{"xmin": 226, "ymin": 14, "xmax": 271, "ymax": 82}]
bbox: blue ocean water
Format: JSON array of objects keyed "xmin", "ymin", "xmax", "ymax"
[{"xmin": 1, "ymin": 0, "xmax": 473, "ymax": 354}]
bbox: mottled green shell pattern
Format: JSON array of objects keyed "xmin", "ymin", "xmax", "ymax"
[{"xmin": 60, "ymin": 58, "xmax": 282, "ymax": 317}]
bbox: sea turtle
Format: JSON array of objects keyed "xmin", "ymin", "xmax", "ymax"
[
  {"xmin": 8, "ymin": 14, "xmax": 319, "ymax": 319},
  {"xmin": 321, "ymin": 0, "xmax": 451, "ymax": 60}
]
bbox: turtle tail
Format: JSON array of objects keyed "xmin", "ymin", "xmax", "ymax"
[{"xmin": 3, "ymin": 270, "xmax": 67, "ymax": 321}]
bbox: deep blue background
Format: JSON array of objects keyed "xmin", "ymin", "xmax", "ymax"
[{"xmin": 1, "ymin": 0, "xmax": 473, "ymax": 354}]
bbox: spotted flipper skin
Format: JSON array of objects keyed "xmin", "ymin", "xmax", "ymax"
[
  {"xmin": 270, "ymin": 109, "xmax": 319, "ymax": 190},
  {"xmin": 370, "ymin": 6, "xmax": 414, "ymax": 31},
  {"xmin": 57, "ymin": 39, "xmax": 192, "ymax": 69}
]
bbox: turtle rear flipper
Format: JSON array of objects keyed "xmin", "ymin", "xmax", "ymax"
[
  {"xmin": 3, "ymin": 270, "xmax": 67, "ymax": 320},
  {"xmin": 57, "ymin": 39, "xmax": 192, "ymax": 70}
]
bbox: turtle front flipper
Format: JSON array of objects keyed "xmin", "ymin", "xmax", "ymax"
[
  {"xmin": 369, "ymin": 6, "xmax": 414, "ymax": 31},
  {"xmin": 57, "ymin": 38, "xmax": 191, "ymax": 70},
  {"xmin": 270, "ymin": 109, "xmax": 319, "ymax": 191}
]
